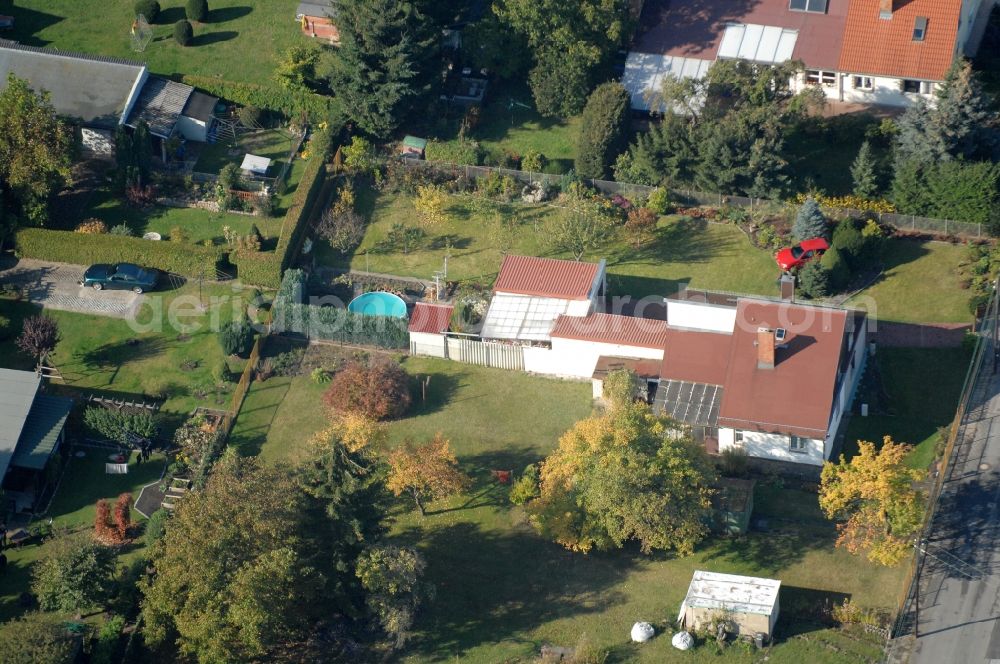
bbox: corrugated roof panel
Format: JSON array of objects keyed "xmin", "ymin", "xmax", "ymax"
[
  {"xmin": 550, "ymin": 313, "xmax": 669, "ymax": 350},
  {"xmin": 757, "ymin": 26, "xmax": 783, "ymax": 62},
  {"xmin": 0, "ymin": 368, "xmax": 41, "ymax": 480},
  {"xmin": 775, "ymin": 29, "xmax": 798, "ymax": 62},
  {"xmin": 408, "ymin": 303, "xmax": 453, "ymax": 334},
  {"xmin": 493, "ymin": 255, "xmax": 602, "ymax": 301},
  {"xmin": 11, "ymin": 395, "xmax": 73, "ymax": 470}
]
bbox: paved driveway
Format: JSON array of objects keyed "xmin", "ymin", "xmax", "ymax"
[{"xmin": 0, "ymin": 259, "xmax": 143, "ymax": 319}]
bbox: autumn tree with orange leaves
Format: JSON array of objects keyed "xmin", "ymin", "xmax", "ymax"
[
  {"xmin": 386, "ymin": 435, "xmax": 471, "ymax": 516},
  {"xmin": 819, "ymin": 437, "xmax": 926, "ymax": 566}
]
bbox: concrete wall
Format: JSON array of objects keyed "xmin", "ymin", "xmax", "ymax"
[
  {"xmin": 524, "ymin": 338, "xmax": 664, "ymax": 379},
  {"xmin": 719, "ymin": 427, "xmax": 825, "ymax": 467},
  {"xmin": 665, "ymin": 300, "xmax": 736, "ymax": 333},
  {"xmin": 176, "ymin": 115, "xmax": 208, "ymax": 142},
  {"xmin": 410, "ymin": 332, "xmax": 447, "ymax": 358},
  {"xmin": 683, "ymin": 606, "xmax": 775, "ymax": 638}
]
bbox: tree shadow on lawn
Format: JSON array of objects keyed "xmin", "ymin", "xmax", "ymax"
[
  {"xmin": 426, "ymin": 234, "xmax": 472, "ymax": 251},
  {"xmin": 403, "ymin": 368, "xmax": 461, "ymax": 417},
  {"xmin": 189, "ymin": 31, "xmax": 238, "ymax": 47},
  {"xmin": 856, "ymin": 238, "xmax": 932, "ymax": 293},
  {"xmin": 603, "ymin": 217, "xmax": 733, "ymax": 270},
  {"xmin": 775, "ymin": 586, "xmax": 852, "ymax": 638},
  {"xmin": 228, "ymin": 379, "xmax": 292, "ymax": 457},
  {"xmin": 75, "ymin": 337, "xmax": 169, "ymax": 372},
  {"xmin": 210, "ymin": 5, "xmax": 253, "ymax": 22},
  {"xmin": 394, "ymin": 520, "xmax": 634, "ymax": 660},
  {"xmin": 7, "ymin": 5, "xmax": 63, "ymax": 48},
  {"xmin": 156, "ymin": 6, "xmax": 187, "ymax": 24},
  {"xmin": 700, "ymin": 521, "xmax": 837, "ymax": 577},
  {"xmin": 607, "ymin": 273, "xmax": 693, "ymax": 300}
]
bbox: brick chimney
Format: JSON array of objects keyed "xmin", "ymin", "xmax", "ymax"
[
  {"xmin": 779, "ymin": 273, "xmax": 795, "ymax": 302},
  {"xmin": 878, "ymin": 0, "xmax": 893, "ymax": 19},
  {"xmin": 757, "ymin": 327, "xmax": 775, "ymax": 369}
]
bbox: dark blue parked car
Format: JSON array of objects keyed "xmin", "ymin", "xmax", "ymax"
[{"xmin": 80, "ymin": 263, "xmax": 158, "ymax": 293}]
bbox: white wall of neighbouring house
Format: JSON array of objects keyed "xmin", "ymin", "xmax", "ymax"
[
  {"xmin": 409, "ymin": 332, "xmax": 447, "ymax": 358},
  {"xmin": 176, "ymin": 115, "xmax": 208, "ymax": 142},
  {"xmin": 665, "ymin": 300, "xmax": 736, "ymax": 333},
  {"xmin": 825, "ymin": 321, "xmax": 869, "ymax": 459},
  {"xmin": 719, "ymin": 428, "xmax": 825, "ymax": 466},
  {"xmin": 789, "ymin": 72, "xmax": 937, "ymax": 108},
  {"xmin": 524, "ymin": 338, "xmax": 664, "ymax": 379},
  {"xmin": 959, "ymin": 0, "xmax": 993, "ymax": 56}
]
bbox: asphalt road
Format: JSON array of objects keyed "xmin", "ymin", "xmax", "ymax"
[
  {"xmin": 897, "ymin": 360, "xmax": 1000, "ymax": 663},
  {"xmin": 0, "ymin": 258, "xmax": 142, "ymax": 319}
]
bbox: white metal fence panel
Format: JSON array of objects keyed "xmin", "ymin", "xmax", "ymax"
[{"xmin": 445, "ymin": 337, "xmax": 524, "ymax": 370}]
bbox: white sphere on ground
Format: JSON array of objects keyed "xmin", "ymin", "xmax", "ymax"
[
  {"xmin": 631, "ymin": 622, "xmax": 655, "ymax": 643},
  {"xmin": 671, "ymin": 631, "xmax": 695, "ymax": 650}
]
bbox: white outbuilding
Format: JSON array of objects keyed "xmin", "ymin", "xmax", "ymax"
[{"xmin": 678, "ymin": 571, "xmax": 780, "ymax": 640}]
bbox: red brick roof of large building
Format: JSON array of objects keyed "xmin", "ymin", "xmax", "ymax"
[
  {"xmin": 493, "ymin": 255, "xmax": 602, "ymax": 301},
  {"xmin": 550, "ymin": 313, "xmax": 669, "ymax": 349},
  {"xmin": 408, "ymin": 302, "xmax": 453, "ymax": 334},
  {"xmin": 633, "ymin": 0, "xmax": 850, "ymax": 71},
  {"xmin": 838, "ymin": 0, "xmax": 962, "ymax": 81},
  {"xmin": 716, "ymin": 300, "xmax": 850, "ymax": 439}
]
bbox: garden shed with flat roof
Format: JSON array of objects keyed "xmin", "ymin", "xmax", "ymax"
[{"xmin": 679, "ymin": 571, "xmax": 780, "ymax": 639}]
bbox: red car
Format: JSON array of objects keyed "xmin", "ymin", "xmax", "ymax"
[{"xmin": 775, "ymin": 238, "xmax": 829, "ymax": 271}]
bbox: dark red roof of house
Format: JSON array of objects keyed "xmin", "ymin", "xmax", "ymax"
[
  {"xmin": 493, "ymin": 255, "xmax": 602, "ymax": 301},
  {"xmin": 593, "ymin": 356, "xmax": 663, "ymax": 380},
  {"xmin": 550, "ymin": 313, "xmax": 669, "ymax": 349},
  {"xmin": 659, "ymin": 327, "xmax": 733, "ymax": 386},
  {"xmin": 408, "ymin": 302, "xmax": 453, "ymax": 334},
  {"xmin": 633, "ymin": 0, "xmax": 850, "ymax": 71},
  {"xmin": 717, "ymin": 300, "xmax": 849, "ymax": 439},
  {"xmin": 839, "ymin": 0, "xmax": 961, "ymax": 81}
]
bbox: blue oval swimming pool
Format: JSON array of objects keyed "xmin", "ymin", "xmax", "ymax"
[{"xmin": 347, "ymin": 292, "xmax": 408, "ymax": 318}]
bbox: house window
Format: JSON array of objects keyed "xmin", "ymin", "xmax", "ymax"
[
  {"xmin": 902, "ymin": 79, "xmax": 933, "ymax": 94},
  {"xmin": 789, "ymin": 435, "xmax": 807, "ymax": 453},
  {"xmin": 853, "ymin": 76, "xmax": 873, "ymax": 90},
  {"xmin": 805, "ymin": 70, "xmax": 837, "ymax": 87},
  {"xmin": 913, "ymin": 17, "xmax": 928, "ymax": 41},
  {"xmin": 734, "ymin": 430, "xmax": 744, "ymax": 446},
  {"xmin": 789, "ymin": 0, "xmax": 828, "ymax": 13}
]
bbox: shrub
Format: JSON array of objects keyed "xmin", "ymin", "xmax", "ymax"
[
  {"xmin": 575, "ymin": 82, "xmax": 631, "ymax": 180},
  {"xmin": 310, "ymin": 367, "xmax": 332, "ymax": 384},
  {"xmin": 820, "ymin": 245, "xmax": 851, "ymax": 291},
  {"xmin": 83, "ymin": 407, "xmax": 156, "ymax": 444},
  {"xmin": 238, "ymin": 105, "xmax": 263, "ymax": 128},
  {"xmin": 169, "ymin": 226, "xmax": 190, "ymax": 243},
  {"xmin": 180, "ymin": 75, "xmax": 337, "ymax": 121},
  {"xmin": 134, "ymin": 0, "xmax": 160, "ymax": 22},
  {"xmin": 174, "ymin": 19, "xmax": 193, "ymax": 46},
  {"xmin": 798, "ymin": 262, "xmax": 830, "ymax": 298},
  {"xmin": 218, "ymin": 317, "xmax": 254, "ymax": 357},
  {"xmin": 645, "ymin": 187, "xmax": 670, "ymax": 215},
  {"xmin": 322, "ymin": 359, "xmax": 411, "ymax": 420},
  {"xmin": 75, "ymin": 219, "xmax": 108, "ymax": 234},
  {"xmin": 212, "ymin": 359, "xmax": 230, "ymax": 385},
  {"xmin": 509, "ymin": 464, "xmax": 540, "ymax": 505},
  {"xmin": 832, "ymin": 218, "xmax": 865, "ymax": 267},
  {"xmin": 424, "ymin": 139, "xmax": 483, "ymax": 165},
  {"xmin": 16, "ymin": 228, "xmax": 222, "ymax": 277},
  {"xmin": 143, "ymin": 509, "xmax": 169, "ymax": 548},
  {"xmin": 521, "ymin": 150, "xmax": 546, "ymax": 173},
  {"xmin": 109, "ymin": 223, "xmax": 134, "ymax": 236},
  {"xmin": 90, "ymin": 614, "xmax": 126, "ymax": 664},
  {"xmin": 720, "ymin": 448, "xmax": 749, "ymax": 478},
  {"xmin": 185, "ymin": 0, "xmax": 208, "ymax": 22},
  {"xmin": 625, "ymin": 207, "xmax": 657, "ymax": 248}
]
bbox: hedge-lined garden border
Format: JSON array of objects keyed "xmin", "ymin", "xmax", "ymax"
[
  {"xmin": 14, "ymin": 229, "xmax": 223, "ymax": 277},
  {"xmin": 180, "ymin": 76, "xmax": 340, "ymax": 122}
]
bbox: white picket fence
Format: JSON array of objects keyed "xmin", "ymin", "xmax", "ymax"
[{"xmin": 411, "ymin": 335, "xmax": 525, "ymax": 370}]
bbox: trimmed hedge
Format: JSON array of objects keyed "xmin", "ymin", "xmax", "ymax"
[
  {"xmin": 180, "ymin": 75, "xmax": 338, "ymax": 121},
  {"xmin": 232, "ymin": 126, "xmax": 336, "ymax": 288},
  {"xmin": 271, "ymin": 269, "xmax": 406, "ymax": 348},
  {"xmin": 15, "ymin": 228, "xmax": 222, "ymax": 277}
]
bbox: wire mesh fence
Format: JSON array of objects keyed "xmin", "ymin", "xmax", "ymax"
[{"xmin": 401, "ymin": 159, "xmax": 985, "ymax": 239}]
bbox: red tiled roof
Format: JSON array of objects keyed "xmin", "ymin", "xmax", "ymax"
[
  {"xmin": 550, "ymin": 313, "xmax": 669, "ymax": 349},
  {"xmin": 593, "ymin": 356, "xmax": 663, "ymax": 379},
  {"xmin": 717, "ymin": 300, "xmax": 850, "ymax": 439},
  {"xmin": 408, "ymin": 302, "xmax": 453, "ymax": 334},
  {"xmin": 634, "ymin": 0, "xmax": 850, "ymax": 71},
  {"xmin": 493, "ymin": 255, "xmax": 602, "ymax": 301},
  {"xmin": 838, "ymin": 0, "xmax": 962, "ymax": 81},
  {"xmin": 659, "ymin": 327, "xmax": 733, "ymax": 386}
]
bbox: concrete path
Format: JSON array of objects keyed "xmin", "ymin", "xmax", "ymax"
[
  {"xmin": 0, "ymin": 258, "xmax": 143, "ymax": 319},
  {"xmin": 894, "ymin": 358, "xmax": 1000, "ymax": 663}
]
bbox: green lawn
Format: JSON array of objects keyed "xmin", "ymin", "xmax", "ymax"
[
  {"xmin": 846, "ymin": 240, "xmax": 971, "ymax": 324},
  {"xmin": 0, "ymin": 451, "xmax": 166, "ymax": 621},
  {"xmin": 844, "ymin": 346, "xmax": 973, "ymax": 469},
  {"xmin": 783, "ymin": 114, "xmax": 888, "ymax": 197},
  {"xmin": 0, "ymin": 281, "xmax": 248, "ymax": 418},
  {"xmin": 231, "ymin": 353, "xmax": 902, "ymax": 662},
  {"xmin": 7, "ymin": 0, "xmax": 303, "ymax": 85}
]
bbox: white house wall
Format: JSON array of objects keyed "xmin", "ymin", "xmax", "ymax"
[
  {"xmin": 790, "ymin": 72, "xmax": 936, "ymax": 108},
  {"xmin": 176, "ymin": 115, "xmax": 208, "ymax": 142},
  {"xmin": 719, "ymin": 427, "xmax": 825, "ymax": 466},
  {"xmin": 825, "ymin": 321, "xmax": 869, "ymax": 458},
  {"xmin": 665, "ymin": 300, "xmax": 736, "ymax": 333},
  {"xmin": 524, "ymin": 338, "xmax": 664, "ymax": 379}
]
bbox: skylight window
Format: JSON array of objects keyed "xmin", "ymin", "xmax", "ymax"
[
  {"xmin": 913, "ymin": 17, "xmax": 928, "ymax": 41},
  {"xmin": 789, "ymin": 0, "xmax": 828, "ymax": 13}
]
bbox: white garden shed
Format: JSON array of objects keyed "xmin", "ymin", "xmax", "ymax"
[{"xmin": 678, "ymin": 571, "xmax": 780, "ymax": 639}]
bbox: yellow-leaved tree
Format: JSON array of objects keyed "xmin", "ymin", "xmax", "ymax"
[
  {"xmin": 387, "ymin": 434, "xmax": 471, "ymax": 516},
  {"xmin": 529, "ymin": 370, "xmax": 716, "ymax": 554},
  {"xmin": 413, "ymin": 184, "xmax": 450, "ymax": 227},
  {"xmin": 819, "ymin": 436, "xmax": 926, "ymax": 566}
]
